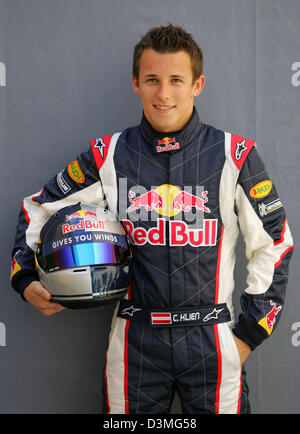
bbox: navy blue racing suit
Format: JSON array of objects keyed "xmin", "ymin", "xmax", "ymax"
[{"xmin": 11, "ymin": 108, "xmax": 294, "ymax": 413}]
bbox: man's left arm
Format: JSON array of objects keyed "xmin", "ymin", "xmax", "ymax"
[{"xmin": 232, "ymin": 147, "xmax": 294, "ymax": 352}]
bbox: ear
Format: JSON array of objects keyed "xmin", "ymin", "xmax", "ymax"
[
  {"xmin": 193, "ymin": 75, "xmax": 205, "ymax": 97},
  {"xmin": 132, "ymin": 75, "xmax": 141, "ymax": 95}
]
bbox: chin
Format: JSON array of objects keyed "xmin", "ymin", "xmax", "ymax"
[
  {"xmin": 152, "ymin": 118, "xmax": 178, "ymax": 132},
  {"xmin": 154, "ymin": 123, "xmax": 174, "ymax": 133}
]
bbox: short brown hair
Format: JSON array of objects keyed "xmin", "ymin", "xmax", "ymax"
[{"xmin": 133, "ymin": 24, "xmax": 203, "ymax": 83}]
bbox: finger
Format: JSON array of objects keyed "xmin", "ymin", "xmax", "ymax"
[
  {"xmin": 50, "ymin": 302, "xmax": 67, "ymax": 311},
  {"xmin": 30, "ymin": 291, "xmax": 60, "ymax": 309},
  {"xmin": 39, "ymin": 302, "xmax": 67, "ymax": 316},
  {"xmin": 35, "ymin": 286, "xmax": 52, "ymax": 301},
  {"xmin": 30, "ymin": 282, "xmax": 52, "ymax": 300},
  {"xmin": 39, "ymin": 298, "xmax": 66, "ymax": 310}
]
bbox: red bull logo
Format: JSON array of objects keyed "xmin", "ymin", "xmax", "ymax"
[
  {"xmin": 156, "ymin": 137, "xmax": 180, "ymax": 153},
  {"xmin": 66, "ymin": 210, "xmax": 97, "ymax": 221},
  {"xmin": 123, "ymin": 218, "xmax": 218, "ymax": 247},
  {"xmin": 63, "ymin": 210, "xmax": 104, "ymax": 234},
  {"xmin": 127, "ymin": 190, "xmax": 165, "ymax": 213},
  {"xmin": 170, "ymin": 190, "xmax": 210, "ymax": 213},
  {"xmin": 266, "ymin": 301, "xmax": 282, "ymax": 331},
  {"xmin": 258, "ymin": 300, "xmax": 282, "ymax": 335},
  {"xmin": 10, "ymin": 257, "xmax": 21, "ymax": 280},
  {"xmin": 119, "ymin": 181, "xmax": 217, "ymax": 248},
  {"xmin": 126, "ymin": 184, "xmax": 210, "ymax": 216}
]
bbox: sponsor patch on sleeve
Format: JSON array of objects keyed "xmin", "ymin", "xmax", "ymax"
[
  {"xmin": 250, "ymin": 180, "xmax": 272, "ymax": 199},
  {"xmin": 67, "ymin": 160, "xmax": 85, "ymax": 184},
  {"xmin": 57, "ymin": 171, "xmax": 71, "ymax": 194},
  {"xmin": 231, "ymin": 134, "xmax": 256, "ymax": 170},
  {"xmin": 10, "ymin": 257, "xmax": 21, "ymax": 281},
  {"xmin": 90, "ymin": 135, "xmax": 113, "ymax": 170},
  {"xmin": 258, "ymin": 300, "xmax": 282, "ymax": 335},
  {"xmin": 258, "ymin": 198, "xmax": 283, "ymax": 217}
]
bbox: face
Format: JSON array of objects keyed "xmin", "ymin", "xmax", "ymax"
[{"xmin": 132, "ymin": 49, "xmax": 205, "ymax": 132}]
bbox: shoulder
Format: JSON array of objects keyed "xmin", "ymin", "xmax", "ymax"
[
  {"xmin": 89, "ymin": 124, "xmax": 140, "ymax": 170},
  {"xmin": 88, "ymin": 124, "xmax": 133, "ymax": 170},
  {"xmin": 224, "ymin": 130, "xmax": 256, "ymax": 171},
  {"xmin": 200, "ymin": 123, "xmax": 256, "ymax": 169}
]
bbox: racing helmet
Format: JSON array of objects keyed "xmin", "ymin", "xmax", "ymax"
[{"xmin": 35, "ymin": 203, "xmax": 132, "ymax": 309}]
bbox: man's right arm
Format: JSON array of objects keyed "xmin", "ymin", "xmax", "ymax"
[{"xmin": 10, "ymin": 146, "xmax": 104, "ymax": 312}]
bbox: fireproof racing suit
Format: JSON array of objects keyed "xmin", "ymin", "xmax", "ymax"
[{"xmin": 10, "ymin": 108, "xmax": 294, "ymax": 414}]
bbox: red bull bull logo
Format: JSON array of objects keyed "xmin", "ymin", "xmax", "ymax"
[
  {"xmin": 156, "ymin": 137, "xmax": 180, "ymax": 153},
  {"xmin": 126, "ymin": 184, "xmax": 210, "ymax": 216},
  {"xmin": 10, "ymin": 257, "xmax": 21, "ymax": 280},
  {"xmin": 170, "ymin": 190, "xmax": 210, "ymax": 213},
  {"xmin": 127, "ymin": 190, "xmax": 165, "ymax": 213},
  {"xmin": 258, "ymin": 300, "xmax": 282, "ymax": 335},
  {"xmin": 66, "ymin": 210, "xmax": 97, "ymax": 221}
]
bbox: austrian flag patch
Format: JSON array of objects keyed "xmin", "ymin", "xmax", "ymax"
[{"xmin": 151, "ymin": 312, "xmax": 172, "ymax": 325}]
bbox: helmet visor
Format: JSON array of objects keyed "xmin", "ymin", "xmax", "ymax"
[{"xmin": 38, "ymin": 242, "xmax": 129, "ymax": 272}]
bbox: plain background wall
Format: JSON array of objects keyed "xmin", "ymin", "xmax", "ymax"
[{"xmin": 0, "ymin": 0, "xmax": 299, "ymax": 413}]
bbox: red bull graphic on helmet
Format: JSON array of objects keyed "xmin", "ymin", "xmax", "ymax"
[
  {"xmin": 63, "ymin": 210, "xmax": 105, "ymax": 234},
  {"xmin": 156, "ymin": 137, "xmax": 180, "ymax": 153},
  {"xmin": 66, "ymin": 210, "xmax": 97, "ymax": 221},
  {"xmin": 258, "ymin": 300, "xmax": 282, "ymax": 335}
]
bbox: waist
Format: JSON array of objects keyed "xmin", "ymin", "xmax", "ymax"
[{"xmin": 117, "ymin": 299, "xmax": 231, "ymax": 328}]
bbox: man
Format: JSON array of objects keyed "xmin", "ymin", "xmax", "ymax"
[{"xmin": 10, "ymin": 24, "xmax": 294, "ymax": 414}]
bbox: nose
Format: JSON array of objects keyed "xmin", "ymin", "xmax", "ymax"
[{"xmin": 156, "ymin": 81, "xmax": 170, "ymax": 100}]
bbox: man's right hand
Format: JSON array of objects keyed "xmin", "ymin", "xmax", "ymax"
[{"xmin": 23, "ymin": 281, "xmax": 66, "ymax": 316}]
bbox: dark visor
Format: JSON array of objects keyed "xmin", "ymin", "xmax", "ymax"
[{"xmin": 38, "ymin": 242, "xmax": 129, "ymax": 272}]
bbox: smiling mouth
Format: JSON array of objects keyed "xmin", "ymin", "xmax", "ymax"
[{"xmin": 153, "ymin": 104, "xmax": 176, "ymax": 112}]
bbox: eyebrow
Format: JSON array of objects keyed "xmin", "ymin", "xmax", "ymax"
[{"xmin": 143, "ymin": 74, "xmax": 186, "ymax": 79}]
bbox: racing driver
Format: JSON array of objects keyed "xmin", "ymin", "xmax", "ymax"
[{"xmin": 10, "ymin": 24, "xmax": 294, "ymax": 414}]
